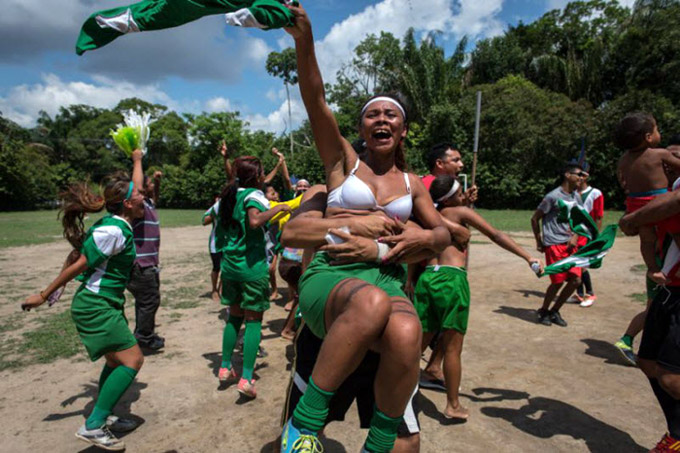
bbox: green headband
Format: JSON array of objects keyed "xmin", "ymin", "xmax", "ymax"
[{"xmin": 124, "ymin": 181, "xmax": 134, "ymax": 200}]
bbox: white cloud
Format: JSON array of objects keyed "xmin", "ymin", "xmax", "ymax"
[
  {"xmin": 258, "ymin": 0, "xmax": 505, "ymax": 131},
  {"xmin": 245, "ymin": 96, "xmax": 306, "ymax": 134},
  {"xmin": 204, "ymin": 97, "xmax": 232, "ymax": 112},
  {"xmin": 310, "ymin": 0, "xmax": 505, "ymax": 84},
  {"xmin": 0, "ymin": 73, "xmax": 173, "ymax": 127},
  {"xmin": 0, "ymin": 0, "xmax": 271, "ymax": 83}
]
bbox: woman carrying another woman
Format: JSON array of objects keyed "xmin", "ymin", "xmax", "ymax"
[
  {"xmin": 280, "ymin": 5, "xmax": 450, "ymax": 452},
  {"xmin": 216, "ymin": 156, "xmax": 291, "ymax": 398},
  {"xmin": 22, "ymin": 172, "xmax": 146, "ymax": 451}
]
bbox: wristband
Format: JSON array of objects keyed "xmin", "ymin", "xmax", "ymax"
[
  {"xmin": 374, "ymin": 241, "xmax": 390, "ymax": 262},
  {"xmin": 39, "ymin": 291, "xmax": 47, "ymax": 302}
]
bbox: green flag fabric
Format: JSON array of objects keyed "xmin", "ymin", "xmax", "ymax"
[
  {"xmin": 556, "ymin": 198, "xmax": 599, "ymax": 241},
  {"xmin": 543, "ymin": 224, "xmax": 618, "ymax": 276},
  {"xmin": 76, "ymin": 0, "xmax": 294, "ymax": 55}
]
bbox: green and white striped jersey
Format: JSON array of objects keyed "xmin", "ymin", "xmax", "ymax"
[
  {"xmin": 76, "ymin": 214, "xmax": 136, "ymax": 300},
  {"xmin": 220, "ymin": 188, "xmax": 270, "ymax": 282}
]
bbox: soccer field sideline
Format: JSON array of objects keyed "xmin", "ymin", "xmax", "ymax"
[{"xmin": 0, "ymin": 209, "xmax": 624, "ymax": 249}]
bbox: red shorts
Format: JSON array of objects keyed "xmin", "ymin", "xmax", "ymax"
[
  {"xmin": 576, "ymin": 236, "xmax": 587, "ymax": 248},
  {"xmin": 545, "ymin": 244, "xmax": 583, "ymax": 284},
  {"xmin": 626, "ymin": 195, "xmax": 680, "ymax": 241}
]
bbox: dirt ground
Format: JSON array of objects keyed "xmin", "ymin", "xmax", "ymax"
[{"xmin": 0, "ymin": 225, "xmax": 664, "ymax": 452}]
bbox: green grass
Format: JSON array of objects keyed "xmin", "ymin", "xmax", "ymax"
[
  {"xmin": 0, "ymin": 309, "xmax": 84, "ymax": 371},
  {"xmin": 630, "ymin": 264, "xmax": 646, "ymax": 274},
  {"xmin": 0, "ymin": 209, "xmax": 204, "ymax": 248},
  {"xmin": 626, "ymin": 292, "xmax": 648, "ymax": 303},
  {"xmin": 475, "ymin": 209, "xmax": 623, "ymax": 232},
  {"xmin": 0, "ymin": 208, "xmax": 624, "ymax": 248},
  {"xmin": 19, "ymin": 310, "xmax": 83, "ymax": 363}
]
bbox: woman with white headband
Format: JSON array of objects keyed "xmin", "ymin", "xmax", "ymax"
[
  {"xmin": 414, "ymin": 174, "xmax": 542, "ymax": 421},
  {"xmin": 21, "ymin": 172, "xmax": 147, "ymax": 451},
  {"xmin": 280, "ymin": 4, "xmax": 450, "ymax": 452}
]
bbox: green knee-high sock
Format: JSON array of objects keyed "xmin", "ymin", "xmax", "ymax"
[
  {"xmin": 242, "ymin": 320, "xmax": 262, "ymax": 381},
  {"xmin": 98, "ymin": 364, "xmax": 115, "ymax": 391},
  {"xmin": 221, "ymin": 315, "xmax": 244, "ymax": 369},
  {"xmin": 292, "ymin": 377, "xmax": 334, "ymax": 433},
  {"xmin": 86, "ymin": 365, "xmax": 137, "ymax": 430},
  {"xmin": 364, "ymin": 407, "xmax": 403, "ymax": 453}
]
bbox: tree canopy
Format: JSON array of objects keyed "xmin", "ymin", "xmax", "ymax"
[{"xmin": 3, "ymin": 0, "xmax": 680, "ymax": 210}]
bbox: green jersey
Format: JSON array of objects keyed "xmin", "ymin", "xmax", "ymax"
[
  {"xmin": 220, "ymin": 188, "xmax": 270, "ymax": 282},
  {"xmin": 76, "ymin": 214, "xmax": 136, "ymax": 300}
]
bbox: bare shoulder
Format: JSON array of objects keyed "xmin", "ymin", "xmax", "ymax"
[
  {"xmin": 302, "ymin": 184, "xmax": 327, "ymax": 202},
  {"xmin": 407, "ymin": 172, "xmax": 426, "ymax": 194},
  {"xmin": 440, "ymin": 206, "xmax": 470, "ymax": 222}
]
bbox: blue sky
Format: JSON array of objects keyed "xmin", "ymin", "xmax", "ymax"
[{"xmin": 0, "ymin": 0, "xmax": 634, "ymax": 131}]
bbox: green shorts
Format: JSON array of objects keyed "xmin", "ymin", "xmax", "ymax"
[
  {"xmin": 70, "ymin": 287, "xmax": 137, "ymax": 362},
  {"xmin": 298, "ymin": 252, "xmax": 407, "ymax": 338},
  {"xmin": 221, "ymin": 276, "xmax": 270, "ymax": 312},
  {"xmin": 414, "ymin": 266, "xmax": 470, "ymax": 334}
]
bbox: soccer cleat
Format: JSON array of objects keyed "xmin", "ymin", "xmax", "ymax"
[
  {"xmin": 281, "ymin": 418, "xmax": 323, "ymax": 453},
  {"xmin": 580, "ymin": 294, "xmax": 597, "ymax": 307},
  {"xmin": 75, "ymin": 424, "xmax": 125, "ymax": 451},
  {"xmin": 549, "ymin": 310, "xmax": 568, "ymax": 327},
  {"xmin": 536, "ymin": 309, "xmax": 552, "ymax": 326},
  {"xmin": 614, "ymin": 340, "xmax": 638, "ymax": 366},
  {"xmin": 649, "ymin": 433, "xmax": 680, "ymax": 452},
  {"xmin": 237, "ymin": 378, "xmax": 257, "ymax": 398},
  {"xmin": 218, "ymin": 367, "xmax": 237, "ymax": 382},
  {"xmin": 106, "ymin": 414, "xmax": 139, "ymax": 432}
]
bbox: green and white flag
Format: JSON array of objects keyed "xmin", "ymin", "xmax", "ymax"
[
  {"xmin": 76, "ymin": 0, "xmax": 295, "ymax": 55},
  {"xmin": 556, "ymin": 198, "xmax": 599, "ymax": 241},
  {"xmin": 543, "ymin": 224, "xmax": 618, "ymax": 276}
]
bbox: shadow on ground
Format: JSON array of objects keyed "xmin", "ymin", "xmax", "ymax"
[
  {"xmin": 471, "ymin": 387, "xmax": 647, "ymax": 453},
  {"xmin": 581, "ymin": 338, "xmax": 636, "ymax": 368},
  {"xmin": 513, "ymin": 289, "xmax": 546, "ymax": 299},
  {"xmin": 44, "ymin": 379, "xmax": 147, "ymax": 439},
  {"xmin": 494, "ymin": 305, "xmax": 537, "ymax": 324}
]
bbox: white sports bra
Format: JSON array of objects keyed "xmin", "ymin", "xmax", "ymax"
[{"xmin": 327, "ymin": 159, "xmax": 413, "ymax": 220}]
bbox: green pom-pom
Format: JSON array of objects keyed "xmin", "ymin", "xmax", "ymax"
[{"xmin": 110, "ymin": 126, "xmax": 139, "ymax": 157}]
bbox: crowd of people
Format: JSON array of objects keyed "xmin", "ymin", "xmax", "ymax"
[{"xmin": 18, "ymin": 4, "xmax": 680, "ymax": 453}]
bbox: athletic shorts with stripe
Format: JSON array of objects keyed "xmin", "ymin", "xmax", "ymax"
[{"xmin": 281, "ymin": 323, "xmax": 420, "ymax": 435}]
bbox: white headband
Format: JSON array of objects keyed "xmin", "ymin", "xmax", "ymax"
[
  {"xmin": 361, "ymin": 97, "xmax": 406, "ymax": 119},
  {"xmin": 436, "ymin": 180, "xmax": 461, "ymax": 203}
]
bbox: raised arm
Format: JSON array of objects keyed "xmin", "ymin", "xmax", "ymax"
[
  {"xmin": 264, "ymin": 154, "xmax": 284, "ymax": 185},
  {"xmin": 285, "ymin": 4, "xmax": 353, "ymax": 179},
  {"xmin": 457, "ymin": 207, "xmax": 537, "ymax": 265},
  {"xmin": 131, "ymin": 149, "xmax": 144, "ymax": 192},
  {"xmin": 274, "ymin": 148, "xmax": 293, "ymax": 192},
  {"xmin": 152, "ymin": 170, "xmax": 161, "ymax": 206},
  {"xmin": 220, "ymin": 141, "xmax": 232, "ymax": 177},
  {"xmin": 22, "ymin": 255, "xmax": 89, "ymax": 311}
]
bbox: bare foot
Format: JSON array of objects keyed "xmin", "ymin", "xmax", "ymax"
[
  {"xmin": 269, "ymin": 291, "xmax": 280, "ymax": 301},
  {"xmin": 443, "ymin": 403, "xmax": 469, "ymax": 420},
  {"xmin": 211, "ymin": 290, "xmax": 220, "ymax": 303},
  {"xmin": 284, "ymin": 301, "xmax": 293, "ymax": 312},
  {"xmin": 280, "ymin": 330, "xmax": 295, "ymax": 341}
]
